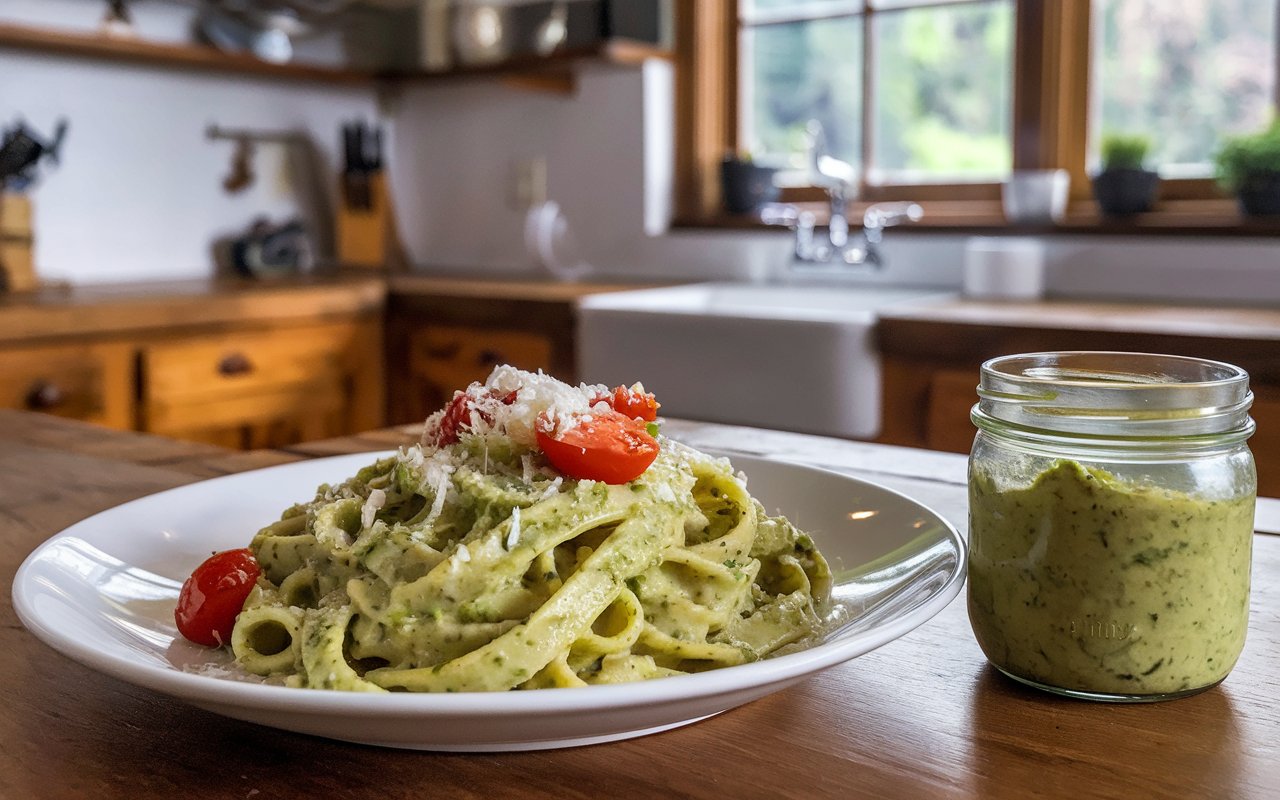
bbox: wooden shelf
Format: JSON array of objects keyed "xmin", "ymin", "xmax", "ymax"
[
  {"xmin": 380, "ymin": 39, "xmax": 669, "ymax": 94},
  {"xmin": 0, "ymin": 21, "xmax": 671, "ymax": 88},
  {"xmin": 0, "ymin": 22, "xmax": 373, "ymax": 84}
]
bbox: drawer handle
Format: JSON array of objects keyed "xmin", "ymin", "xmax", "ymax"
[
  {"xmin": 218, "ymin": 352, "xmax": 254, "ymax": 376},
  {"xmin": 25, "ymin": 381, "xmax": 66, "ymax": 411}
]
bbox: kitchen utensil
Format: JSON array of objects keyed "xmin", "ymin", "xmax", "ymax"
[
  {"xmin": 534, "ymin": 1, "xmax": 568, "ymax": 55},
  {"xmin": 229, "ymin": 217, "xmax": 314, "ymax": 278},
  {"xmin": 342, "ymin": 120, "xmax": 382, "ymax": 211},
  {"xmin": 453, "ymin": 1, "xmax": 513, "ymax": 66},
  {"xmin": 0, "ymin": 119, "xmax": 68, "ymax": 190}
]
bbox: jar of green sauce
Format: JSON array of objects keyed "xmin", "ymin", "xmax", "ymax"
[{"xmin": 967, "ymin": 352, "xmax": 1256, "ymax": 702}]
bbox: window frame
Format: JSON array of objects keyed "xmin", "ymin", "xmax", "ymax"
[{"xmin": 674, "ymin": 0, "xmax": 1263, "ymax": 229}]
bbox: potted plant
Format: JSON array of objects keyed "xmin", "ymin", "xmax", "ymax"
[
  {"xmin": 720, "ymin": 152, "xmax": 779, "ymax": 215},
  {"xmin": 1092, "ymin": 133, "xmax": 1159, "ymax": 216},
  {"xmin": 1214, "ymin": 120, "xmax": 1280, "ymax": 216}
]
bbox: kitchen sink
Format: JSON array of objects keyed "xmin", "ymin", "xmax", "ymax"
[{"xmin": 577, "ymin": 282, "xmax": 952, "ymax": 440}]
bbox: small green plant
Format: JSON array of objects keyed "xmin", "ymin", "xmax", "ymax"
[
  {"xmin": 1214, "ymin": 119, "xmax": 1280, "ymax": 192},
  {"xmin": 1099, "ymin": 133, "xmax": 1151, "ymax": 171}
]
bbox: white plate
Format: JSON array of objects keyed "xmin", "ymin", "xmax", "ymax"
[{"xmin": 12, "ymin": 451, "xmax": 965, "ymax": 751}]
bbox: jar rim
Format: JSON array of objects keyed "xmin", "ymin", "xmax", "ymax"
[{"xmin": 977, "ymin": 351, "xmax": 1254, "ymax": 438}]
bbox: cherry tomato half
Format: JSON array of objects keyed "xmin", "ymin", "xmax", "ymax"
[
  {"xmin": 175, "ymin": 548, "xmax": 261, "ymax": 647},
  {"xmin": 433, "ymin": 388, "xmax": 518, "ymax": 446},
  {"xmin": 535, "ymin": 409, "xmax": 659, "ymax": 484},
  {"xmin": 608, "ymin": 385, "xmax": 660, "ymax": 422}
]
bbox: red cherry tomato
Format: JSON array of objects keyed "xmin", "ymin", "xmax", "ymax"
[
  {"xmin": 608, "ymin": 385, "xmax": 660, "ymax": 422},
  {"xmin": 175, "ymin": 548, "xmax": 261, "ymax": 647},
  {"xmin": 433, "ymin": 388, "xmax": 518, "ymax": 446},
  {"xmin": 535, "ymin": 409, "xmax": 660, "ymax": 484},
  {"xmin": 434, "ymin": 391, "xmax": 472, "ymax": 446}
]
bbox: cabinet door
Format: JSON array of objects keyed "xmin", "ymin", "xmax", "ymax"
[
  {"xmin": 1250, "ymin": 387, "xmax": 1280, "ymax": 499},
  {"xmin": 924, "ymin": 368, "xmax": 980, "ymax": 454},
  {"xmin": 140, "ymin": 320, "xmax": 382, "ymax": 449},
  {"xmin": 402, "ymin": 325, "xmax": 553, "ymax": 422},
  {"xmin": 0, "ymin": 341, "xmax": 134, "ymax": 429}
]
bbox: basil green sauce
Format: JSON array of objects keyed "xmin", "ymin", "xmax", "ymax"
[{"xmin": 968, "ymin": 460, "xmax": 1253, "ymax": 697}]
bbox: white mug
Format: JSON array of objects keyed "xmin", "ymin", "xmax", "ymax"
[
  {"xmin": 1003, "ymin": 169, "xmax": 1070, "ymax": 224},
  {"xmin": 963, "ymin": 236, "xmax": 1046, "ymax": 300}
]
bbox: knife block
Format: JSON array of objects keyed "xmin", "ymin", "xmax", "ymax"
[
  {"xmin": 0, "ymin": 192, "xmax": 38, "ymax": 293},
  {"xmin": 336, "ymin": 172, "xmax": 397, "ymax": 269}
]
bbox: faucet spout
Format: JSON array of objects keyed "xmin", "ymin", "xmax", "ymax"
[{"xmin": 760, "ymin": 121, "xmax": 922, "ymax": 271}]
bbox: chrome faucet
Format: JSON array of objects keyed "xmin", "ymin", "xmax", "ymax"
[{"xmin": 762, "ymin": 121, "xmax": 922, "ymax": 268}]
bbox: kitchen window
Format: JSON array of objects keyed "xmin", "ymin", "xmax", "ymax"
[
  {"xmin": 1089, "ymin": 0, "xmax": 1277, "ymax": 178},
  {"xmin": 675, "ymin": 0, "xmax": 1280, "ymax": 225},
  {"xmin": 740, "ymin": 0, "xmax": 1014, "ymax": 186}
]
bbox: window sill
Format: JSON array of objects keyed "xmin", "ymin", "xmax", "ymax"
[{"xmin": 672, "ymin": 199, "xmax": 1280, "ymax": 237}]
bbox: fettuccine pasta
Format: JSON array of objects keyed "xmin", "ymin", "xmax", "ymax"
[{"xmin": 227, "ymin": 367, "xmax": 831, "ymax": 691}]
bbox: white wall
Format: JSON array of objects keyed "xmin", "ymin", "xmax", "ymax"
[{"xmin": 1, "ymin": 0, "xmax": 376, "ymax": 284}]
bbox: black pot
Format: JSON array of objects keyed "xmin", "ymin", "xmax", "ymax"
[
  {"xmin": 1237, "ymin": 170, "xmax": 1280, "ymax": 216},
  {"xmin": 1091, "ymin": 168, "xmax": 1159, "ymax": 216},
  {"xmin": 720, "ymin": 159, "xmax": 779, "ymax": 214}
]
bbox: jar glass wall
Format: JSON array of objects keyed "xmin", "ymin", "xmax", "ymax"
[{"xmin": 966, "ymin": 352, "xmax": 1256, "ymax": 702}]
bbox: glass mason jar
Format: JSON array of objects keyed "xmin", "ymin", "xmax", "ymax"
[{"xmin": 967, "ymin": 352, "xmax": 1256, "ymax": 702}]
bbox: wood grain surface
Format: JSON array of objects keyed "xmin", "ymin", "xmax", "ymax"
[{"xmin": 2, "ymin": 411, "xmax": 1277, "ymax": 799}]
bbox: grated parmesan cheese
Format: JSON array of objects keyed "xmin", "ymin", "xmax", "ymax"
[
  {"xmin": 506, "ymin": 505, "xmax": 522, "ymax": 550},
  {"xmin": 472, "ymin": 365, "xmax": 607, "ymax": 445},
  {"xmin": 360, "ymin": 488, "xmax": 387, "ymax": 530},
  {"xmin": 539, "ymin": 476, "xmax": 563, "ymax": 500}
]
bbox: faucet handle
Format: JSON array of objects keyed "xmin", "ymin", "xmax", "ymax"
[
  {"xmin": 760, "ymin": 203, "xmax": 799, "ymax": 227},
  {"xmin": 863, "ymin": 202, "xmax": 923, "ymax": 230}
]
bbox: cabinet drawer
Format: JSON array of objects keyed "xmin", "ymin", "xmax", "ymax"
[
  {"xmin": 140, "ymin": 323, "xmax": 359, "ymax": 436},
  {"xmin": 0, "ymin": 342, "xmax": 134, "ymax": 428},
  {"xmin": 405, "ymin": 325, "xmax": 553, "ymax": 418}
]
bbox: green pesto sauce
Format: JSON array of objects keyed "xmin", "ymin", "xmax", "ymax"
[{"xmin": 968, "ymin": 460, "xmax": 1254, "ymax": 697}]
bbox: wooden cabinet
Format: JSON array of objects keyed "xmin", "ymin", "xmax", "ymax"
[
  {"xmin": 0, "ymin": 276, "xmax": 385, "ymax": 449},
  {"xmin": 400, "ymin": 324, "xmax": 554, "ymax": 421},
  {"xmin": 877, "ymin": 303, "xmax": 1280, "ymax": 497},
  {"xmin": 0, "ymin": 341, "xmax": 133, "ymax": 428},
  {"xmin": 140, "ymin": 320, "xmax": 383, "ymax": 449},
  {"xmin": 384, "ymin": 276, "xmax": 647, "ymax": 426}
]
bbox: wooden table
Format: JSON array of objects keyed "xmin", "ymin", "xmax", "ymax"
[{"xmin": 2, "ymin": 410, "xmax": 1277, "ymax": 799}]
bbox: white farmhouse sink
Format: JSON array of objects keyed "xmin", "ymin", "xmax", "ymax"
[{"xmin": 577, "ymin": 283, "xmax": 951, "ymax": 440}]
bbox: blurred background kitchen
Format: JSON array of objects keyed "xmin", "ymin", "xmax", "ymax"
[{"xmin": 2, "ymin": 1, "xmax": 1279, "ymax": 491}]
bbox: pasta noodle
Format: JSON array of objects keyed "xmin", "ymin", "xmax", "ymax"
[{"xmin": 230, "ymin": 367, "xmax": 832, "ymax": 691}]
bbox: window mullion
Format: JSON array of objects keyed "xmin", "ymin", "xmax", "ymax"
[
  {"xmin": 860, "ymin": 4, "xmax": 874, "ymax": 195},
  {"xmin": 1012, "ymin": 0, "xmax": 1091, "ymax": 198}
]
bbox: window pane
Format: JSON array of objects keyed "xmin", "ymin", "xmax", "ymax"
[
  {"xmin": 740, "ymin": 16, "xmax": 863, "ymax": 169},
  {"xmin": 869, "ymin": 0, "xmax": 1013, "ymax": 183},
  {"xmin": 1092, "ymin": 0, "xmax": 1277, "ymax": 176}
]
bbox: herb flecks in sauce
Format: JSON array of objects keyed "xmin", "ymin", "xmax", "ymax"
[{"xmin": 968, "ymin": 460, "xmax": 1253, "ymax": 697}]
